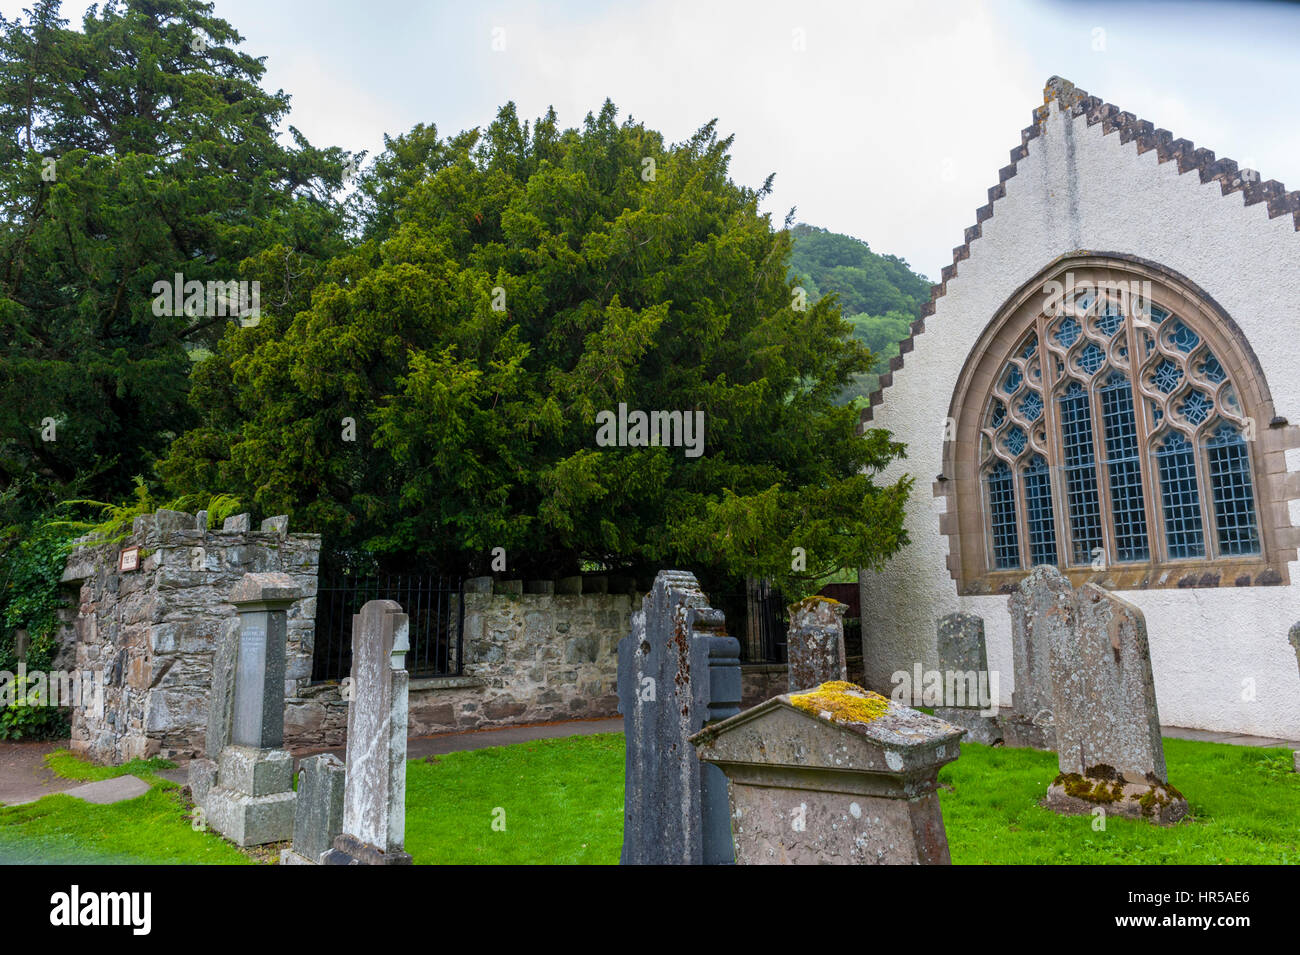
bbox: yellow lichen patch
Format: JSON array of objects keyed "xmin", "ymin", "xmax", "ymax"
[
  {"xmin": 792, "ymin": 595, "xmax": 843, "ymax": 611},
  {"xmin": 789, "ymin": 681, "xmax": 889, "ymax": 725}
]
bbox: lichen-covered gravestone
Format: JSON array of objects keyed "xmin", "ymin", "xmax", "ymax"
[
  {"xmin": 786, "ymin": 596, "xmax": 848, "ymax": 691},
  {"xmin": 324, "ymin": 599, "xmax": 412, "ymax": 865},
  {"xmin": 198, "ymin": 573, "xmax": 300, "ymax": 846},
  {"xmin": 933, "ymin": 612, "xmax": 1002, "ymax": 745},
  {"xmin": 281, "ymin": 754, "xmax": 346, "ymax": 865},
  {"xmin": 1003, "ymin": 565, "xmax": 1069, "ymax": 750},
  {"xmin": 617, "ymin": 570, "xmax": 741, "ymax": 865},
  {"xmin": 691, "ymin": 681, "xmax": 963, "ymax": 864},
  {"xmin": 1044, "ymin": 584, "xmax": 1187, "ymax": 824}
]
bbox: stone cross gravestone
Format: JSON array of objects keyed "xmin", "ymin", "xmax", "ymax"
[
  {"xmin": 691, "ymin": 681, "xmax": 964, "ymax": 864},
  {"xmin": 1003, "ymin": 565, "xmax": 1069, "ymax": 749},
  {"xmin": 786, "ymin": 596, "xmax": 848, "ymax": 691},
  {"xmin": 281, "ymin": 753, "xmax": 346, "ymax": 865},
  {"xmin": 1044, "ymin": 584, "xmax": 1187, "ymax": 823},
  {"xmin": 324, "ymin": 599, "xmax": 412, "ymax": 865},
  {"xmin": 198, "ymin": 573, "xmax": 300, "ymax": 846},
  {"xmin": 617, "ymin": 570, "xmax": 742, "ymax": 865},
  {"xmin": 933, "ymin": 612, "xmax": 1002, "ymax": 745}
]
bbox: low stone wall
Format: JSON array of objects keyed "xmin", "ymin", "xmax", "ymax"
[
  {"xmin": 62, "ymin": 510, "xmax": 320, "ymax": 762},
  {"xmin": 284, "ymin": 583, "xmax": 632, "ymax": 749}
]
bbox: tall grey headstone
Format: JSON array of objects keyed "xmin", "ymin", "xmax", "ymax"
[
  {"xmin": 186, "ymin": 616, "xmax": 240, "ymax": 808},
  {"xmin": 1003, "ymin": 565, "xmax": 1068, "ymax": 750},
  {"xmin": 933, "ymin": 612, "xmax": 1003, "ymax": 745},
  {"xmin": 281, "ymin": 754, "xmax": 346, "ymax": 865},
  {"xmin": 786, "ymin": 596, "xmax": 848, "ymax": 691},
  {"xmin": 324, "ymin": 599, "xmax": 412, "ymax": 865},
  {"xmin": 617, "ymin": 570, "xmax": 741, "ymax": 865},
  {"xmin": 200, "ymin": 573, "xmax": 300, "ymax": 846},
  {"xmin": 1044, "ymin": 584, "xmax": 1187, "ymax": 823}
]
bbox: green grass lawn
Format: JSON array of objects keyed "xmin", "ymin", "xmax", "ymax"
[{"xmin": 1, "ymin": 734, "xmax": 1296, "ymax": 864}]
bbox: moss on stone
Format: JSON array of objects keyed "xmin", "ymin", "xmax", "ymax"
[{"xmin": 789, "ymin": 681, "xmax": 889, "ymax": 725}]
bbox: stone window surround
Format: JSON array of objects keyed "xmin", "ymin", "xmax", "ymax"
[{"xmin": 940, "ymin": 252, "xmax": 1298, "ymax": 595}]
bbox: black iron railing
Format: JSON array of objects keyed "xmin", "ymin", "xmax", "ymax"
[
  {"xmin": 711, "ymin": 581, "xmax": 787, "ymax": 664},
  {"xmin": 312, "ymin": 569, "xmax": 464, "ymax": 682}
]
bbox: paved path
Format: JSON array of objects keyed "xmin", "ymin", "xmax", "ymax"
[
  {"xmin": 294, "ymin": 717, "xmax": 623, "ymax": 767},
  {"xmin": 0, "ymin": 741, "xmax": 81, "ymax": 806}
]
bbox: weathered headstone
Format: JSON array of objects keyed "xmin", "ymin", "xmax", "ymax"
[
  {"xmin": 324, "ymin": 599, "xmax": 412, "ymax": 865},
  {"xmin": 1003, "ymin": 565, "xmax": 1068, "ymax": 749},
  {"xmin": 786, "ymin": 596, "xmax": 847, "ymax": 691},
  {"xmin": 199, "ymin": 573, "xmax": 300, "ymax": 846},
  {"xmin": 281, "ymin": 754, "xmax": 346, "ymax": 865},
  {"xmin": 691, "ymin": 681, "xmax": 963, "ymax": 864},
  {"xmin": 933, "ymin": 612, "xmax": 1003, "ymax": 745},
  {"xmin": 186, "ymin": 616, "xmax": 239, "ymax": 807},
  {"xmin": 617, "ymin": 570, "xmax": 741, "ymax": 865},
  {"xmin": 1044, "ymin": 584, "xmax": 1187, "ymax": 824}
]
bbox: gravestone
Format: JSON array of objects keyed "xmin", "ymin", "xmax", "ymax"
[
  {"xmin": 1043, "ymin": 584, "xmax": 1187, "ymax": 824},
  {"xmin": 199, "ymin": 573, "xmax": 300, "ymax": 846},
  {"xmin": 324, "ymin": 599, "xmax": 412, "ymax": 865},
  {"xmin": 786, "ymin": 596, "xmax": 848, "ymax": 691},
  {"xmin": 1003, "ymin": 565, "xmax": 1068, "ymax": 749},
  {"xmin": 933, "ymin": 612, "xmax": 1003, "ymax": 745},
  {"xmin": 617, "ymin": 570, "xmax": 742, "ymax": 865},
  {"xmin": 691, "ymin": 681, "xmax": 963, "ymax": 864},
  {"xmin": 186, "ymin": 616, "xmax": 239, "ymax": 808},
  {"xmin": 281, "ymin": 754, "xmax": 346, "ymax": 865}
]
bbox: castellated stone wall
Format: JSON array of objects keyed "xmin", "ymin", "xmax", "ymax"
[{"xmin": 62, "ymin": 509, "xmax": 320, "ymax": 762}]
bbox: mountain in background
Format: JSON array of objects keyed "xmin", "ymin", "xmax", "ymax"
[{"xmin": 788, "ymin": 223, "xmax": 932, "ymax": 406}]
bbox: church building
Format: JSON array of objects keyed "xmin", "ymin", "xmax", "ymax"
[{"xmin": 859, "ymin": 77, "xmax": 1300, "ymax": 740}]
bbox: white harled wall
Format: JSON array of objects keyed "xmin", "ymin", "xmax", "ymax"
[{"xmin": 860, "ymin": 98, "xmax": 1300, "ymax": 740}]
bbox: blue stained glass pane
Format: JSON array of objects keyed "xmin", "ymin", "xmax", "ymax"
[
  {"xmin": 1099, "ymin": 374, "xmax": 1150, "ymax": 562},
  {"xmin": 1150, "ymin": 304, "xmax": 1170, "ymax": 324},
  {"xmin": 1156, "ymin": 432, "xmax": 1205, "ymax": 559},
  {"xmin": 1002, "ymin": 365, "xmax": 1023, "ymax": 395},
  {"xmin": 1078, "ymin": 342, "xmax": 1106, "ymax": 375},
  {"xmin": 1019, "ymin": 392, "xmax": 1043, "ymax": 422},
  {"xmin": 1206, "ymin": 425, "xmax": 1260, "ymax": 555},
  {"xmin": 987, "ymin": 462, "xmax": 1021, "ymax": 569},
  {"xmin": 1199, "ymin": 353, "xmax": 1225, "ymax": 384},
  {"xmin": 1097, "ymin": 302, "xmax": 1123, "ymax": 337},
  {"xmin": 1153, "ymin": 359, "xmax": 1182, "ymax": 394},
  {"xmin": 1004, "ymin": 426, "xmax": 1027, "ymax": 456},
  {"xmin": 1179, "ymin": 390, "xmax": 1212, "ymax": 425},
  {"xmin": 1171, "ymin": 321, "xmax": 1200, "ymax": 353},
  {"xmin": 1021, "ymin": 337, "xmax": 1038, "ymax": 360},
  {"xmin": 1058, "ymin": 382, "xmax": 1104, "ymax": 564},
  {"xmin": 1023, "ymin": 455, "xmax": 1058, "ymax": 567},
  {"xmin": 1054, "ymin": 317, "xmax": 1082, "ymax": 348},
  {"xmin": 990, "ymin": 400, "xmax": 1006, "ymax": 429},
  {"xmin": 1150, "ymin": 401, "xmax": 1163, "ymax": 424}
]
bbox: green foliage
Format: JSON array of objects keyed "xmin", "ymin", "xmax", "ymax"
[
  {"xmin": 0, "ymin": 517, "xmax": 76, "ymax": 674},
  {"xmin": 0, "ymin": 674, "xmax": 69, "ymax": 739},
  {"xmin": 48, "ymin": 476, "xmax": 244, "ymax": 544},
  {"xmin": 787, "ymin": 224, "xmax": 931, "ymax": 406},
  {"xmin": 0, "ymin": 0, "xmax": 350, "ymax": 525},
  {"xmin": 163, "ymin": 101, "xmax": 912, "ymax": 594}
]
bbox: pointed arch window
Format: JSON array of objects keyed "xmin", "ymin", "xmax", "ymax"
[{"xmin": 976, "ymin": 272, "xmax": 1264, "ymax": 576}]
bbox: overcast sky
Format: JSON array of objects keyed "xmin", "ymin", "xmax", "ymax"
[{"xmin": 7, "ymin": 0, "xmax": 1300, "ymax": 279}]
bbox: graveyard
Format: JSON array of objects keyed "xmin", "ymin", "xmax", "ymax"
[{"xmin": 1, "ymin": 3, "xmax": 1299, "ymax": 913}]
